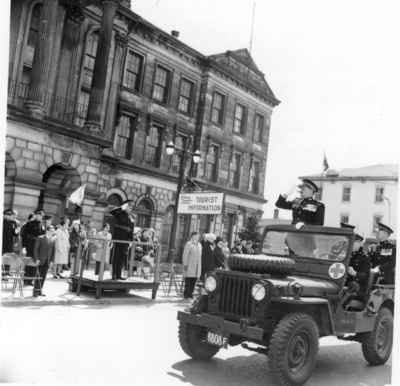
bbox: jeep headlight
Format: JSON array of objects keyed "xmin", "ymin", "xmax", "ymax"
[
  {"xmin": 205, "ymin": 275, "xmax": 217, "ymax": 292},
  {"xmin": 251, "ymin": 283, "xmax": 266, "ymax": 301}
]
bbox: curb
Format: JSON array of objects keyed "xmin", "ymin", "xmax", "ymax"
[{"xmin": 1, "ymin": 294, "xmax": 186, "ymax": 307}]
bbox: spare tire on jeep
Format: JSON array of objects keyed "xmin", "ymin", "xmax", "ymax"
[{"xmin": 228, "ymin": 254, "xmax": 295, "ymax": 275}]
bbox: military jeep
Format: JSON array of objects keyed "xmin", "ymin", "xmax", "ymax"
[{"xmin": 177, "ymin": 225, "xmax": 394, "ymax": 386}]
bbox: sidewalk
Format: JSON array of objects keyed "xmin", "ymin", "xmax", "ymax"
[{"xmin": 1, "ymin": 273, "xmax": 185, "ymax": 307}]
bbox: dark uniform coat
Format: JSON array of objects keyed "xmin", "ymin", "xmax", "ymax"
[
  {"xmin": 21, "ymin": 219, "xmax": 45, "ymax": 257},
  {"xmin": 111, "ymin": 209, "xmax": 135, "ymax": 241},
  {"xmin": 275, "ymin": 195, "xmax": 325, "ymax": 225},
  {"xmin": 369, "ymin": 240, "xmax": 396, "ymax": 285},
  {"xmin": 2, "ymin": 218, "xmax": 19, "ymax": 253},
  {"xmin": 347, "ymin": 248, "xmax": 371, "ymax": 293}
]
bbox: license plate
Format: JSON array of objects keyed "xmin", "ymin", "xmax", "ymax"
[{"xmin": 206, "ymin": 331, "xmax": 228, "ymax": 348}]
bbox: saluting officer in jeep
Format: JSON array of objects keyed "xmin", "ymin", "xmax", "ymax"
[{"xmin": 275, "ymin": 179, "xmax": 325, "ymax": 226}]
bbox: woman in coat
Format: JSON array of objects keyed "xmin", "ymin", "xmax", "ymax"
[
  {"xmin": 53, "ymin": 217, "xmax": 70, "ymax": 278},
  {"xmin": 94, "ymin": 223, "xmax": 113, "ymax": 276},
  {"xmin": 182, "ymin": 231, "xmax": 202, "ymax": 299}
]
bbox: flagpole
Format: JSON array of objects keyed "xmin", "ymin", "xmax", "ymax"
[{"xmin": 249, "ymin": 1, "xmax": 256, "ymax": 54}]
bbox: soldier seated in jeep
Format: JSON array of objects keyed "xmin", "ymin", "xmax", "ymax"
[{"xmin": 177, "ymin": 224, "xmax": 394, "ymax": 386}]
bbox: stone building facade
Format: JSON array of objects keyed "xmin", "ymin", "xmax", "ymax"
[{"xmin": 6, "ymin": 0, "xmax": 280, "ymax": 259}]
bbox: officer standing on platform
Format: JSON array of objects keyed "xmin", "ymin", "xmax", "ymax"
[
  {"xmin": 341, "ymin": 223, "xmax": 371, "ymax": 296},
  {"xmin": 110, "ymin": 200, "xmax": 135, "ymax": 280},
  {"xmin": 368, "ymin": 222, "xmax": 396, "ymax": 285},
  {"xmin": 275, "ymin": 179, "xmax": 325, "ymax": 226},
  {"xmin": 22, "ymin": 209, "xmax": 45, "ymax": 285}
]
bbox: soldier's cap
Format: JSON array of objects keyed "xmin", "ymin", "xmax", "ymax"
[
  {"xmin": 340, "ymin": 222, "xmax": 355, "ymax": 230},
  {"xmin": 34, "ymin": 209, "xmax": 44, "ymax": 215},
  {"xmin": 3, "ymin": 209, "xmax": 16, "ymax": 215},
  {"xmin": 44, "ymin": 215, "xmax": 52, "ymax": 220},
  {"xmin": 377, "ymin": 222, "xmax": 394, "ymax": 235},
  {"xmin": 298, "ymin": 179, "xmax": 318, "ymax": 193},
  {"xmin": 354, "ymin": 233, "xmax": 364, "ymax": 242}
]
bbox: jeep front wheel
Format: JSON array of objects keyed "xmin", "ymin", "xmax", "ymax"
[
  {"xmin": 361, "ymin": 307, "xmax": 393, "ymax": 365},
  {"xmin": 269, "ymin": 313, "xmax": 319, "ymax": 386},
  {"xmin": 178, "ymin": 321, "xmax": 220, "ymax": 360}
]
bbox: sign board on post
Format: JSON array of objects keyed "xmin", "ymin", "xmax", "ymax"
[{"xmin": 177, "ymin": 192, "xmax": 224, "ymax": 214}]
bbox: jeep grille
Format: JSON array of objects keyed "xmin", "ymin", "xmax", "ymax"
[{"xmin": 217, "ymin": 273, "xmax": 253, "ymax": 318}]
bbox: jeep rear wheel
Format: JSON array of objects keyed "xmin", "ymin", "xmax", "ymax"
[
  {"xmin": 269, "ymin": 313, "xmax": 319, "ymax": 386},
  {"xmin": 361, "ymin": 307, "xmax": 393, "ymax": 365},
  {"xmin": 178, "ymin": 321, "xmax": 220, "ymax": 360}
]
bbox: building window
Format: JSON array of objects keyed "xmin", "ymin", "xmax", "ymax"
[
  {"xmin": 342, "ymin": 186, "xmax": 351, "ymax": 202},
  {"xmin": 178, "ymin": 78, "xmax": 194, "ymax": 114},
  {"xmin": 171, "ymin": 134, "xmax": 186, "ymax": 174},
  {"xmin": 75, "ymin": 31, "xmax": 98, "ymax": 126},
  {"xmin": 152, "ymin": 65, "xmax": 171, "ymax": 103},
  {"xmin": 340, "ymin": 214, "xmax": 349, "ymax": 224},
  {"xmin": 76, "ymin": 90, "xmax": 90, "ymax": 127},
  {"xmin": 206, "ymin": 144, "xmax": 219, "ymax": 182},
  {"xmin": 249, "ymin": 160, "xmax": 261, "ymax": 194},
  {"xmin": 113, "ymin": 115, "xmax": 135, "ymax": 159},
  {"xmin": 82, "ymin": 31, "xmax": 98, "ymax": 88},
  {"xmin": 229, "ymin": 153, "xmax": 241, "ymax": 188},
  {"xmin": 123, "ymin": 51, "xmax": 144, "ymax": 91},
  {"xmin": 145, "ymin": 125, "xmax": 162, "ymax": 167},
  {"xmin": 253, "ymin": 114, "xmax": 264, "ymax": 142},
  {"xmin": 211, "ymin": 92, "xmax": 225, "ymax": 125},
  {"xmin": 233, "ymin": 104, "xmax": 246, "ymax": 134},
  {"xmin": 136, "ymin": 198, "xmax": 154, "ymax": 228},
  {"xmin": 372, "ymin": 214, "xmax": 383, "ymax": 234},
  {"xmin": 375, "ymin": 186, "xmax": 384, "ymax": 203},
  {"xmin": 21, "ymin": 3, "xmax": 42, "ymax": 88}
]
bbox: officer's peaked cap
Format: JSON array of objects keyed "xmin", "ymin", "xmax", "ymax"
[
  {"xmin": 299, "ymin": 179, "xmax": 318, "ymax": 193},
  {"xmin": 377, "ymin": 222, "xmax": 394, "ymax": 235}
]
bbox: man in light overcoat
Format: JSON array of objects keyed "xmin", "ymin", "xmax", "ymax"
[{"xmin": 182, "ymin": 231, "xmax": 202, "ymax": 299}]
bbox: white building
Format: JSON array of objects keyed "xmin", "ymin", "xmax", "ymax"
[{"xmin": 301, "ymin": 164, "xmax": 398, "ymax": 239}]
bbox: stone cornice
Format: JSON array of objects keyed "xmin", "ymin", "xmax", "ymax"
[{"xmin": 7, "ymin": 106, "xmax": 113, "ymax": 149}]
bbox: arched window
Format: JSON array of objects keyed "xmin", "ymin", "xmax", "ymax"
[
  {"xmin": 136, "ymin": 198, "xmax": 154, "ymax": 228},
  {"xmin": 76, "ymin": 30, "xmax": 99, "ymax": 126},
  {"xmin": 21, "ymin": 3, "xmax": 42, "ymax": 88}
]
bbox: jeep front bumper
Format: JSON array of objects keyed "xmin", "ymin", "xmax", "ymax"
[{"xmin": 177, "ymin": 311, "xmax": 264, "ymax": 342}]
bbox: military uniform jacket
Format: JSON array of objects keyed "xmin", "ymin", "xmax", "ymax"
[
  {"xmin": 275, "ymin": 195, "xmax": 325, "ymax": 225},
  {"xmin": 369, "ymin": 240, "xmax": 396, "ymax": 284},
  {"xmin": 111, "ymin": 209, "xmax": 135, "ymax": 241},
  {"xmin": 21, "ymin": 219, "xmax": 45, "ymax": 257},
  {"xmin": 2, "ymin": 219, "xmax": 19, "ymax": 253},
  {"xmin": 348, "ymin": 248, "xmax": 371, "ymax": 291}
]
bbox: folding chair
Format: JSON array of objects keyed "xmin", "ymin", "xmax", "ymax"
[{"xmin": 2, "ymin": 254, "xmax": 25, "ymax": 297}]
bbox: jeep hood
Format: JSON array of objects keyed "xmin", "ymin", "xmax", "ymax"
[{"xmin": 266, "ymin": 275, "xmax": 340, "ymax": 297}]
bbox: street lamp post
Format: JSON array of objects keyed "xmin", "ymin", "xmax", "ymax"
[{"xmin": 165, "ymin": 138, "xmax": 201, "ymax": 264}]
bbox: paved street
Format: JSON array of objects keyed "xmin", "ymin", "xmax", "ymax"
[{"xmin": 0, "ymin": 294, "xmax": 391, "ymax": 386}]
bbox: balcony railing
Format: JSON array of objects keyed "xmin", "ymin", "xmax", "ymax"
[{"xmin": 7, "ymin": 79, "xmax": 92, "ymax": 127}]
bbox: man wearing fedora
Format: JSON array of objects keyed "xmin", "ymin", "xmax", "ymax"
[
  {"xmin": 275, "ymin": 178, "xmax": 325, "ymax": 226},
  {"xmin": 110, "ymin": 200, "xmax": 136, "ymax": 280},
  {"xmin": 368, "ymin": 222, "xmax": 396, "ymax": 285}
]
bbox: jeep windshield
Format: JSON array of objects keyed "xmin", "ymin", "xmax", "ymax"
[{"xmin": 262, "ymin": 230, "xmax": 350, "ymax": 261}]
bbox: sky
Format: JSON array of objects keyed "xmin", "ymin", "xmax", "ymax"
[{"xmin": 131, "ymin": 0, "xmax": 400, "ymax": 219}]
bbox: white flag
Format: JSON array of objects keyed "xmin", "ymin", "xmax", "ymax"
[{"xmin": 68, "ymin": 185, "xmax": 86, "ymax": 206}]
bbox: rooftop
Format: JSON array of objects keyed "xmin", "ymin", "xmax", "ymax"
[{"xmin": 301, "ymin": 163, "xmax": 398, "ymax": 181}]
